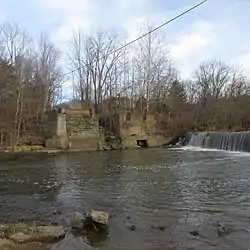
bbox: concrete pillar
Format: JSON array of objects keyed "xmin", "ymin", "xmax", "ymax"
[
  {"xmin": 45, "ymin": 109, "xmax": 69, "ymax": 150},
  {"xmin": 57, "ymin": 113, "xmax": 67, "ymax": 137}
]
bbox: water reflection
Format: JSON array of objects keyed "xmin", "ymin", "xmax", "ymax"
[{"xmin": 0, "ymin": 149, "xmax": 250, "ymax": 249}]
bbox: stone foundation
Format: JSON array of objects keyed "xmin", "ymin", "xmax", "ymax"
[
  {"xmin": 43, "ymin": 108, "xmax": 166, "ymax": 151},
  {"xmin": 122, "ymin": 135, "xmax": 165, "ymax": 149},
  {"xmin": 69, "ymin": 136, "xmax": 104, "ymax": 151}
]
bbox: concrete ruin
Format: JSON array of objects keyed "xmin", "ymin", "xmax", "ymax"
[
  {"xmin": 44, "ymin": 108, "xmax": 102, "ymax": 151},
  {"xmin": 43, "ymin": 108, "xmax": 165, "ymax": 151}
]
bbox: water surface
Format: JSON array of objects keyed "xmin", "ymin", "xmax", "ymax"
[{"xmin": 0, "ymin": 148, "xmax": 250, "ymax": 250}]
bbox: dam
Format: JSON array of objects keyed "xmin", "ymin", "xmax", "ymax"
[{"xmin": 188, "ymin": 131, "xmax": 250, "ymax": 152}]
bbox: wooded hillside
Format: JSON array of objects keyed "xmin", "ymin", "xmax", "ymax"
[{"xmin": 1, "ymin": 22, "xmax": 250, "ymax": 148}]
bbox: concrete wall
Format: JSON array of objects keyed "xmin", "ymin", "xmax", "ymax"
[
  {"xmin": 120, "ymin": 111, "xmax": 165, "ymax": 149},
  {"xmin": 65, "ymin": 109, "xmax": 99, "ymax": 137},
  {"xmin": 69, "ymin": 136, "xmax": 104, "ymax": 151},
  {"xmin": 57, "ymin": 113, "xmax": 67, "ymax": 136},
  {"xmin": 43, "ymin": 110, "xmax": 58, "ymax": 138},
  {"xmin": 44, "ymin": 108, "xmax": 165, "ymax": 151},
  {"xmin": 44, "ymin": 109, "xmax": 68, "ymax": 150},
  {"xmin": 44, "ymin": 108, "xmax": 102, "ymax": 150}
]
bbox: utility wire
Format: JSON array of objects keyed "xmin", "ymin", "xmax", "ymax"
[{"xmin": 62, "ymin": 0, "xmax": 208, "ymax": 78}]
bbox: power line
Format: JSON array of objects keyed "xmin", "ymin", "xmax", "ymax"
[{"xmin": 62, "ymin": 0, "xmax": 208, "ymax": 78}]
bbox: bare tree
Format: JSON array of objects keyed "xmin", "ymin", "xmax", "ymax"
[
  {"xmin": 0, "ymin": 22, "xmax": 33, "ymax": 148},
  {"xmin": 36, "ymin": 33, "xmax": 63, "ymax": 110},
  {"xmin": 69, "ymin": 29, "xmax": 122, "ymax": 113},
  {"xmin": 186, "ymin": 59, "xmax": 250, "ymax": 131},
  {"xmin": 69, "ymin": 30, "xmax": 91, "ymax": 108},
  {"xmin": 193, "ymin": 59, "xmax": 234, "ymax": 101},
  {"xmin": 0, "ymin": 23, "xmax": 64, "ymax": 149}
]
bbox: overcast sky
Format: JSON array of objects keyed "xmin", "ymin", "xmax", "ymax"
[{"xmin": 1, "ymin": 0, "xmax": 250, "ymax": 82}]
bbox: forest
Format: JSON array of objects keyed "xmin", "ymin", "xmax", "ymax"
[{"xmin": 0, "ymin": 21, "xmax": 250, "ymax": 148}]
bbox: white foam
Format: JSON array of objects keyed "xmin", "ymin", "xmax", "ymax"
[{"xmin": 177, "ymin": 146, "xmax": 250, "ymax": 157}]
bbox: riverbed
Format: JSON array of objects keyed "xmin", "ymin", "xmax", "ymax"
[{"xmin": 0, "ymin": 148, "xmax": 250, "ymax": 250}]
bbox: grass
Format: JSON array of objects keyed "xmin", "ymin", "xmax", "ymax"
[
  {"xmin": 0, "ymin": 222, "xmax": 39, "ymax": 238},
  {"xmin": 2, "ymin": 145, "xmax": 45, "ymax": 152}
]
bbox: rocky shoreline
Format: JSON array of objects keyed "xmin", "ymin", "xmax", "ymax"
[
  {"xmin": 0, "ymin": 143, "xmax": 167, "ymax": 162},
  {"xmin": 0, "ymin": 210, "xmax": 109, "ymax": 250},
  {"xmin": 0, "ymin": 208, "xmax": 233, "ymax": 250}
]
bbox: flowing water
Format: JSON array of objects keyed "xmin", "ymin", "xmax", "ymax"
[
  {"xmin": 188, "ymin": 131, "xmax": 250, "ymax": 152},
  {"xmin": 1, "ymin": 148, "xmax": 250, "ymax": 249}
]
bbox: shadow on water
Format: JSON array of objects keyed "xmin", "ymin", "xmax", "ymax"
[
  {"xmin": 72, "ymin": 227, "xmax": 110, "ymax": 248},
  {"xmin": 1, "ymin": 148, "xmax": 250, "ymax": 249}
]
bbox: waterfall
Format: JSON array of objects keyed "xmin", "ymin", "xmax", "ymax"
[{"xmin": 188, "ymin": 131, "xmax": 250, "ymax": 152}]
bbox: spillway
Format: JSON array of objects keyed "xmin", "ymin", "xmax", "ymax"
[{"xmin": 188, "ymin": 131, "xmax": 250, "ymax": 152}]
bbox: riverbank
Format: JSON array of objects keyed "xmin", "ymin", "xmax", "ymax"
[
  {"xmin": 0, "ymin": 146, "xmax": 61, "ymax": 154},
  {"xmin": 0, "ymin": 148, "xmax": 63, "ymax": 161},
  {"xmin": 0, "ymin": 209, "xmax": 109, "ymax": 250},
  {"xmin": 0, "ymin": 146, "xmax": 161, "ymax": 161},
  {"xmin": 0, "ymin": 222, "xmax": 66, "ymax": 250},
  {"xmin": 0, "ymin": 137, "xmax": 168, "ymax": 161}
]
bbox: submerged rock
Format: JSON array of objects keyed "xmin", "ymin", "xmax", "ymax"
[
  {"xmin": 35, "ymin": 226, "xmax": 66, "ymax": 242},
  {"xmin": 85, "ymin": 210, "xmax": 109, "ymax": 227},
  {"xmin": 0, "ymin": 238, "xmax": 43, "ymax": 250},
  {"xmin": 158, "ymin": 226, "xmax": 166, "ymax": 232},
  {"xmin": 0, "ymin": 239, "xmax": 16, "ymax": 249},
  {"xmin": 9, "ymin": 232, "xmax": 33, "ymax": 243},
  {"xmin": 127, "ymin": 224, "xmax": 136, "ymax": 231},
  {"xmin": 163, "ymin": 133, "xmax": 190, "ymax": 147},
  {"xmin": 152, "ymin": 225, "xmax": 166, "ymax": 232},
  {"xmin": 0, "ymin": 223, "xmax": 65, "ymax": 243},
  {"xmin": 72, "ymin": 212, "xmax": 86, "ymax": 230},
  {"xmin": 51, "ymin": 235, "xmax": 93, "ymax": 250},
  {"xmin": 217, "ymin": 222, "xmax": 227, "ymax": 236},
  {"xmin": 72, "ymin": 210, "xmax": 109, "ymax": 231},
  {"xmin": 189, "ymin": 230, "xmax": 199, "ymax": 237},
  {"xmin": 53, "ymin": 210, "xmax": 63, "ymax": 215}
]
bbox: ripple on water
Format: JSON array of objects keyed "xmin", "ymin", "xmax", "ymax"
[{"xmin": 0, "ymin": 149, "xmax": 250, "ymax": 249}]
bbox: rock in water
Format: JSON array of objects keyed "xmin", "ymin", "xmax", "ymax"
[
  {"xmin": 85, "ymin": 210, "xmax": 109, "ymax": 226},
  {"xmin": 71, "ymin": 210, "xmax": 109, "ymax": 231},
  {"xmin": 217, "ymin": 222, "xmax": 227, "ymax": 236},
  {"xmin": 128, "ymin": 224, "xmax": 136, "ymax": 231},
  {"xmin": 10, "ymin": 226, "xmax": 67, "ymax": 243},
  {"xmin": 151, "ymin": 225, "xmax": 166, "ymax": 232},
  {"xmin": 51, "ymin": 235, "xmax": 93, "ymax": 250},
  {"xmin": 35, "ymin": 226, "xmax": 66, "ymax": 242},
  {"xmin": 0, "ymin": 239, "xmax": 43, "ymax": 250},
  {"xmin": 72, "ymin": 212, "xmax": 86, "ymax": 230},
  {"xmin": 190, "ymin": 230, "xmax": 199, "ymax": 236},
  {"xmin": 0, "ymin": 239, "xmax": 16, "ymax": 249},
  {"xmin": 1, "ymin": 223, "xmax": 65, "ymax": 244},
  {"xmin": 9, "ymin": 232, "xmax": 33, "ymax": 243}
]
